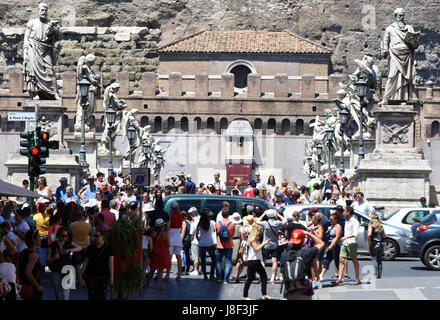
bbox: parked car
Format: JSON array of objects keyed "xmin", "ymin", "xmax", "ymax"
[
  {"xmin": 406, "ymin": 211, "xmax": 440, "ymax": 270},
  {"xmin": 383, "ymin": 208, "xmax": 434, "ymax": 232},
  {"xmin": 163, "ymin": 194, "xmax": 274, "ymax": 218},
  {"xmin": 282, "ymin": 204, "xmax": 411, "ymax": 261}
]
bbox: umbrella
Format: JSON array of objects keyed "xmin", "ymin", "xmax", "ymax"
[{"xmin": 0, "ymin": 179, "xmax": 47, "ymax": 198}]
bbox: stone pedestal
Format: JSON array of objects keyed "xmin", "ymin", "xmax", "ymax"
[
  {"xmin": 333, "ymin": 150, "xmax": 351, "ymax": 174},
  {"xmin": 354, "ymin": 104, "xmax": 432, "ymax": 214},
  {"xmin": 65, "ymin": 135, "xmax": 101, "ymax": 175},
  {"xmin": 97, "ymin": 153, "xmax": 124, "ymax": 176}
]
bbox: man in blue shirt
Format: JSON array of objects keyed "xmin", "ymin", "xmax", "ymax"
[
  {"xmin": 417, "ymin": 197, "xmax": 429, "ymax": 208},
  {"xmin": 185, "ymin": 174, "xmax": 196, "ymax": 194},
  {"xmin": 55, "ymin": 177, "xmax": 70, "ymax": 202},
  {"xmin": 62, "ymin": 186, "xmax": 80, "ymax": 205}
]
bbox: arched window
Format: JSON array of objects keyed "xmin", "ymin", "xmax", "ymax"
[
  {"xmin": 267, "ymin": 118, "xmax": 276, "ymax": 134},
  {"xmin": 254, "ymin": 118, "xmax": 263, "ymax": 130},
  {"xmin": 154, "ymin": 116, "xmax": 162, "ymax": 133},
  {"xmin": 226, "ymin": 61, "xmax": 256, "ymax": 89},
  {"xmin": 220, "ymin": 118, "xmax": 228, "ymax": 132},
  {"xmin": 281, "ymin": 119, "xmax": 290, "ymax": 135},
  {"xmin": 167, "ymin": 117, "xmax": 175, "ymax": 132},
  {"xmin": 194, "ymin": 117, "xmax": 202, "ymax": 131},
  {"xmin": 141, "ymin": 116, "xmax": 149, "ymax": 127},
  {"xmin": 181, "ymin": 117, "xmax": 188, "ymax": 132},
  {"xmin": 207, "ymin": 117, "xmax": 215, "ymax": 130},
  {"xmin": 432, "ymin": 121, "xmax": 440, "ymax": 138},
  {"xmin": 296, "ymin": 119, "xmax": 304, "ymax": 135}
]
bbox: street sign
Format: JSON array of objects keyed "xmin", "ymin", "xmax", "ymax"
[
  {"xmin": 131, "ymin": 168, "xmax": 150, "ymax": 186},
  {"xmin": 8, "ymin": 112, "xmax": 36, "ymax": 122}
]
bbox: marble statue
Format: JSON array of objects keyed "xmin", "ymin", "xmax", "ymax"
[
  {"xmin": 98, "ymin": 83, "xmax": 127, "ymax": 155},
  {"xmin": 379, "ymin": 8, "xmax": 419, "ymax": 105},
  {"xmin": 74, "ymin": 54, "xmax": 102, "ymax": 133},
  {"xmin": 121, "ymin": 108, "xmax": 141, "ymax": 161},
  {"xmin": 23, "ymin": 3, "xmax": 63, "ymax": 100},
  {"xmin": 136, "ymin": 125, "xmax": 153, "ymax": 166},
  {"xmin": 150, "ymin": 139, "xmax": 166, "ymax": 183}
]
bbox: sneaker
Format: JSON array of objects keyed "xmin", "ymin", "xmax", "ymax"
[
  {"xmin": 316, "ymin": 283, "xmax": 323, "ymax": 289},
  {"xmin": 331, "ymin": 274, "xmax": 338, "ymax": 279},
  {"xmin": 270, "ymin": 279, "xmax": 275, "ymax": 284},
  {"xmin": 319, "ymin": 275, "xmax": 324, "ymax": 282},
  {"xmin": 223, "ymin": 279, "xmax": 230, "ymax": 284},
  {"xmin": 163, "ymin": 274, "xmax": 170, "ymax": 281},
  {"xmin": 189, "ymin": 270, "xmax": 199, "ymax": 276},
  {"xmin": 344, "ymin": 275, "xmax": 351, "ymax": 280},
  {"xmin": 312, "ymin": 281, "xmax": 318, "ymax": 289}
]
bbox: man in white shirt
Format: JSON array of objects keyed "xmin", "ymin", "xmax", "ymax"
[
  {"xmin": 334, "ymin": 207, "xmax": 360, "ymax": 285},
  {"xmin": 254, "ymin": 172, "xmax": 266, "ymax": 189},
  {"xmin": 333, "ymin": 190, "xmax": 346, "ymax": 207},
  {"xmin": 213, "ymin": 172, "xmax": 227, "ymax": 195},
  {"xmin": 351, "ymin": 192, "xmax": 375, "ymax": 217}
]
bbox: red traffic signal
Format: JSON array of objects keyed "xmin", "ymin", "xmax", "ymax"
[
  {"xmin": 40, "ymin": 131, "xmax": 49, "ymax": 141},
  {"xmin": 31, "ymin": 146, "xmax": 41, "ymax": 156}
]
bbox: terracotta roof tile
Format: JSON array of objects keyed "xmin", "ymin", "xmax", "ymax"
[{"xmin": 159, "ymin": 30, "xmax": 331, "ymax": 54}]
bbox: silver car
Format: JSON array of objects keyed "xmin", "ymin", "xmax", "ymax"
[
  {"xmin": 282, "ymin": 204, "xmax": 411, "ymax": 261},
  {"xmin": 383, "ymin": 208, "xmax": 435, "ymax": 232}
]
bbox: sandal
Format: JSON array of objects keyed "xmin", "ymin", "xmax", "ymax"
[
  {"xmin": 242, "ymin": 296, "xmax": 253, "ymax": 300},
  {"xmin": 262, "ymin": 295, "xmax": 273, "ymax": 300},
  {"xmin": 352, "ymin": 281, "xmax": 361, "ymax": 285}
]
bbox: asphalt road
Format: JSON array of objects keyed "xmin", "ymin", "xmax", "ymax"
[{"xmin": 39, "ymin": 255, "xmax": 440, "ymax": 300}]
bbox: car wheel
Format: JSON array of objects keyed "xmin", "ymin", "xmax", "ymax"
[
  {"xmin": 423, "ymin": 245, "xmax": 440, "ymax": 271},
  {"xmin": 382, "ymin": 238, "xmax": 399, "ymax": 261}
]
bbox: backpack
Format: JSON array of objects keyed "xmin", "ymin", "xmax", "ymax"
[
  {"xmin": 218, "ymin": 221, "xmax": 232, "ymax": 242},
  {"xmin": 281, "ymin": 249, "xmax": 309, "ymax": 293}
]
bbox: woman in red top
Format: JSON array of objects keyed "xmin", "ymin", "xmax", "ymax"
[
  {"xmin": 48, "ymin": 214, "xmax": 62, "ymax": 245},
  {"xmin": 145, "ymin": 218, "xmax": 170, "ymax": 291},
  {"xmin": 165, "ymin": 202, "xmax": 184, "ymax": 281}
]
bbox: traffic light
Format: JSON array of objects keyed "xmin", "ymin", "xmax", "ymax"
[
  {"xmin": 29, "ymin": 145, "xmax": 46, "ymax": 176},
  {"xmin": 37, "ymin": 128, "xmax": 59, "ymax": 159},
  {"xmin": 19, "ymin": 131, "xmax": 34, "ymax": 157}
]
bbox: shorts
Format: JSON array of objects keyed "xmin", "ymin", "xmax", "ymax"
[
  {"xmin": 265, "ymin": 248, "xmax": 279, "ymax": 259},
  {"xmin": 73, "ymin": 249, "xmax": 85, "ymax": 267},
  {"xmin": 340, "ymin": 243, "xmax": 358, "ymax": 260},
  {"xmin": 191, "ymin": 243, "xmax": 199, "ymax": 260},
  {"xmin": 142, "ymin": 249, "xmax": 150, "ymax": 260},
  {"xmin": 169, "ymin": 245, "xmax": 183, "ymax": 255}
]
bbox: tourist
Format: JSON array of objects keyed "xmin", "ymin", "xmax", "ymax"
[
  {"xmin": 368, "ymin": 213, "xmax": 386, "ymax": 279},
  {"xmin": 333, "ymin": 189, "xmax": 346, "ymax": 207},
  {"xmin": 320, "ymin": 213, "xmax": 342, "ymax": 280},
  {"xmin": 285, "ymin": 211, "xmax": 307, "ymax": 241},
  {"xmin": 0, "ymin": 222, "xmax": 17, "ymax": 255},
  {"xmin": 213, "ymin": 172, "xmax": 227, "ymax": 195},
  {"xmin": 36, "ymin": 176, "xmax": 53, "ymax": 203},
  {"xmin": 47, "ymin": 227, "xmax": 82, "ymax": 300},
  {"xmin": 305, "ymin": 211, "xmax": 324, "ymax": 289},
  {"xmin": 96, "ymin": 172, "xmax": 110, "ymax": 192},
  {"xmin": 257, "ymin": 209, "xmax": 287, "ymax": 284},
  {"xmin": 145, "ymin": 218, "xmax": 170, "ymax": 290},
  {"xmin": 280, "ymin": 229, "xmax": 325, "ymax": 300},
  {"xmin": 164, "ymin": 202, "xmax": 183, "ymax": 281},
  {"xmin": 298, "ymin": 186, "xmax": 311, "ymax": 204},
  {"xmin": 215, "ymin": 208, "xmax": 235, "ymax": 283},
  {"xmin": 14, "ymin": 209, "xmax": 30, "ymax": 253},
  {"xmin": 47, "ymin": 214, "xmax": 62, "ymax": 245},
  {"xmin": 101, "ymin": 182, "xmax": 114, "ymax": 201},
  {"xmin": 80, "ymin": 229, "xmax": 114, "ymax": 300},
  {"xmin": 33, "ymin": 203, "xmax": 51, "ymax": 237},
  {"xmin": 254, "ymin": 172, "xmax": 265, "ymax": 189},
  {"xmin": 351, "ymin": 192, "xmax": 376, "ymax": 217},
  {"xmin": 230, "ymin": 212, "xmax": 243, "ymax": 282},
  {"xmin": 115, "ymin": 171, "xmax": 124, "ymax": 188},
  {"xmin": 310, "ymin": 183, "xmax": 322, "ymax": 204},
  {"xmin": 188, "ymin": 207, "xmax": 201, "ymax": 275},
  {"xmin": 274, "ymin": 191, "xmax": 286, "ymax": 207},
  {"xmin": 280, "ymin": 179, "xmax": 289, "ymax": 194},
  {"xmin": 181, "ymin": 210, "xmax": 192, "ymax": 275},
  {"xmin": 243, "ymin": 179, "xmax": 257, "ymax": 198},
  {"xmin": 266, "ymin": 175, "xmax": 278, "ymax": 202},
  {"xmin": 78, "ymin": 175, "xmax": 97, "ymax": 207},
  {"xmin": 98, "ymin": 199, "xmax": 116, "ymax": 230},
  {"xmin": 0, "ymin": 249, "xmax": 16, "ymax": 300},
  {"xmin": 334, "ymin": 207, "xmax": 360, "ymax": 285},
  {"xmin": 55, "ymin": 177, "xmax": 69, "ymax": 203},
  {"xmin": 69, "ymin": 209, "xmax": 92, "ymax": 285},
  {"xmin": 418, "ymin": 197, "xmax": 429, "ymax": 208},
  {"xmin": 141, "ymin": 225, "xmax": 153, "ymax": 287},
  {"xmin": 231, "ymin": 177, "xmax": 243, "ymax": 196},
  {"xmin": 62, "ymin": 186, "xmax": 80, "ymax": 205},
  {"xmin": 194, "ymin": 209, "xmax": 217, "ymax": 281},
  {"xmin": 242, "ymin": 224, "xmax": 272, "ymax": 300},
  {"xmin": 18, "ymin": 229, "xmax": 43, "ymax": 300},
  {"xmin": 216, "ymin": 201, "xmax": 232, "ymax": 223},
  {"xmin": 185, "ymin": 174, "xmax": 196, "ymax": 194},
  {"xmin": 13, "ymin": 179, "xmax": 29, "ymax": 206},
  {"xmin": 236, "ymin": 215, "xmax": 254, "ymax": 281}
]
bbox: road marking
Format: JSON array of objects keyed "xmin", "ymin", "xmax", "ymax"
[{"xmin": 393, "ymin": 288, "xmax": 428, "ymax": 300}]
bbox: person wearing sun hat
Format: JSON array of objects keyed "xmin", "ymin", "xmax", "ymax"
[{"xmin": 280, "ymin": 229, "xmax": 325, "ymax": 300}]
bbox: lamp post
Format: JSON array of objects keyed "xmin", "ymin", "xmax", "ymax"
[
  {"xmin": 78, "ymin": 76, "xmax": 91, "ymax": 170},
  {"xmin": 156, "ymin": 153, "xmax": 163, "ymax": 184},
  {"xmin": 127, "ymin": 125, "xmax": 137, "ymax": 184},
  {"xmin": 338, "ymin": 108, "xmax": 350, "ymax": 175},
  {"xmin": 143, "ymin": 140, "xmax": 151, "ymax": 186},
  {"xmin": 356, "ymin": 74, "xmax": 368, "ymax": 168},
  {"xmin": 106, "ymin": 105, "xmax": 116, "ymax": 178},
  {"xmin": 316, "ymin": 143, "xmax": 323, "ymax": 179},
  {"xmin": 325, "ymin": 126, "xmax": 334, "ymax": 175}
]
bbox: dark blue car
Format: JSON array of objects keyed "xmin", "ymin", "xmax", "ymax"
[{"xmin": 406, "ymin": 210, "xmax": 440, "ymax": 270}]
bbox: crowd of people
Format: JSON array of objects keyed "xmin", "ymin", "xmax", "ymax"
[{"xmin": 0, "ymin": 168, "xmax": 414, "ymax": 301}]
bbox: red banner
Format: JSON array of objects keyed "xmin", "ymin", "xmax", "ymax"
[{"xmin": 226, "ymin": 163, "xmax": 253, "ymax": 187}]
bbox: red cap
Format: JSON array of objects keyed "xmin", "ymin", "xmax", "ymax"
[
  {"xmin": 310, "ymin": 207, "xmax": 318, "ymax": 213},
  {"xmin": 290, "ymin": 229, "xmax": 305, "ymax": 245}
]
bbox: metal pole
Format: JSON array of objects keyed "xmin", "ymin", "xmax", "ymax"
[
  {"xmin": 108, "ymin": 126, "xmax": 113, "ymax": 178},
  {"xmin": 357, "ymin": 99, "xmax": 365, "ymax": 168},
  {"xmin": 129, "ymin": 145, "xmax": 133, "ymax": 185},
  {"xmin": 317, "ymin": 155, "xmax": 321, "ymax": 179},
  {"xmin": 79, "ymin": 101, "xmax": 87, "ymax": 167},
  {"xmin": 327, "ymin": 140, "xmax": 331, "ymax": 175},
  {"xmin": 340, "ymin": 126, "xmax": 345, "ymax": 175}
]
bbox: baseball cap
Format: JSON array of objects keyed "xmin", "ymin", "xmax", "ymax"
[
  {"xmin": 325, "ymin": 189, "xmax": 332, "ymax": 194},
  {"xmin": 290, "ymin": 229, "xmax": 305, "ymax": 245},
  {"xmin": 169, "ymin": 201, "xmax": 179, "ymax": 210},
  {"xmin": 187, "ymin": 174, "xmax": 192, "ymax": 179},
  {"xmin": 310, "ymin": 207, "xmax": 318, "ymax": 213},
  {"xmin": 87, "ymin": 175, "xmax": 96, "ymax": 181},
  {"xmin": 246, "ymin": 205, "xmax": 254, "ymax": 214},
  {"xmin": 248, "ymin": 178, "xmax": 256, "ymax": 185},
  {"xmin": 59, "ymin": 177, "xmax": 68, "ymax": 182}
]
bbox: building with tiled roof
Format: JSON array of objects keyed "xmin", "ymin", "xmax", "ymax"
[{"xmin": 158, "ymin": 30, "xmax": 332, "ymax": 92}]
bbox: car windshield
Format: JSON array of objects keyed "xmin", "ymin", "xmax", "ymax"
[{"xmin": 383, "ymin": 209, "xmax": 400, "ymax": 221}]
